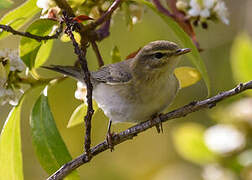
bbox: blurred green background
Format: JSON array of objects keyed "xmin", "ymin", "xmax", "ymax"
[{"xmin": 0, "ymin": 0, "xmax": 251, "ymax": 179}]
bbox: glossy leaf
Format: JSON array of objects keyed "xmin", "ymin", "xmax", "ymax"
[
  {"xmin": 174, "ymin": 66, "xmax": 201, "ymax": 88},
  {"xmin": 231, "ymin": 33, "xmax": 252, "ymax": 84},
  {"xmin": 172, "ymin": 123, "xmax": 216, "ymax": 165},
  {"xmin": 135, "ymin": 0, "xmax": 210, "ymax": 95},
  {"xmin": 111, "ymin": 46, "xmax": 122, "ymax": 63},
  {"xmin": 30, "ymin": 94, "xmax": 79, "ymax": 179},
  {"xmin": 0, "ymin": 99, "xmax": 24, "ymax": 180},
  {"xmin": 34, "ymin": 40, "xmax": 54, "ymax": 68},
  {"xmin": 0, "ymin": 0, "xmax": 40, "ymax": 40},
  {"xmin": 67, "ymin": 101, "xmax": 99, "ymax": 128},
  {"xmin": 19, "ymin": 19, "xmax": 57, "ymax": 69},
  {"xmin": 0, "ymin": 0, "xmax": 13, "ymax": 9}
]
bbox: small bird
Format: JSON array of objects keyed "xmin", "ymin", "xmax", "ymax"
[{"xmin": 44, "ymin": 40, "xmax": 190, "ymax": 149}]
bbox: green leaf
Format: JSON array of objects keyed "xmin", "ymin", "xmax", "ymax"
[
  {"xmin": 0, "ymin": 99, "xmax": 24, "ymax": 180},
  {"xmin": 135, "ymin": 0, "xmax": 210, "ymax": 95},
  {"xmin": 30, "ymin": 93, "xmax": 79, "ymax": 179},
  {"xmin": 111, "ymin": 46, "xmax": 122, "ymax": 63},
  {"xmin": 172, "ymin": 123, "xmax": 216, "ymax": 165},
  {"xmin": 0, "ymin": 0, "xmax": 40, "ymax": 40},
  {"xmin": 0, "ymin": 0, "xmax": 13, "ymax": 9},
  {"xmin": 67, "ymin": 101, "xmax": 99, "ymax": 128},
  {"xmin": 19, "ymin": 19, "xmax": 57, "ymax": 69},
  {"xmin": 34, "ymin": 40, "xmax": 54, "ymax": 68},
  {"xmin": 231, "ymin": 33, "xmax": 252, "ymax": 85}
]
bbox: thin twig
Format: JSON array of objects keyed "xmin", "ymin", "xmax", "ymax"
[
  {"xmin": 91, "ymin": 41, "xmax": 104, "ymax": 67},
  {"xmin": 47, "ymin": 80, "xmax": 252, "ymax": 180},
  {"xmin": 95, "ymin": 19, "xmax": 111, "ymax": 41},
  {"xmin": 0, "ymin": 23, "xmax": 63, "ymax": 42},
  {"xmin": 63, "ymin": 12, "xmax": 94, "ymax": 156},
  {"xmin": 167, "ymin": 0, "xmax": 179, "ymax": 14}
]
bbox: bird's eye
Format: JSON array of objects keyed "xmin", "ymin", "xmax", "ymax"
[{"xmin": 154, "ymin": 52, "xmax": 164, "ymax": 59}]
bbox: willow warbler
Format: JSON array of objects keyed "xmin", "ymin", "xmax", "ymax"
[{"xmin": 44, "ymin": 40, "xmax": 190, "ymax": 147}]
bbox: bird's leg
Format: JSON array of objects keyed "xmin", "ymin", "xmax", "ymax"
[
  {"xmin": 151, "ymin": 113, "xmax": 164, "ymax": 133},
  {"xmin": 106, "ymin": 119, "xmax": 115, "ymax": 151}
]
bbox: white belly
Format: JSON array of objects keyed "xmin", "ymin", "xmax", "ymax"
[{"xmin": 93, "ymin": 74, "xmax": 179, "ymax": 123}]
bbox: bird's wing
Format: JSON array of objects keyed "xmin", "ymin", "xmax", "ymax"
[{"xmin": 91, "ymin": 61, "xmax": 133, "ymax": 85}]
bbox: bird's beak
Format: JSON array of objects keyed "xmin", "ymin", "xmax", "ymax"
[{"xmin": 175, "ymin": 48, "xmax": 191, "ymax": 56}]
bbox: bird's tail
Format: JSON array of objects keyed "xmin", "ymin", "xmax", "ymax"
[{"xmin": 43, "ymin": 65, "xmax": 83, "ymax": 82}]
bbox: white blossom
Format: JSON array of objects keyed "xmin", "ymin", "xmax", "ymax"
[
  {"xmin": 36, "ymin": 0, "xmax": 56, "ymax": 14},
  {"xmin": 0, "ymin": 49, "xmax": 25, "ymax": 106},
  {"xmin": 188, "ymin": 0, "xmax": 229, "ymax": 25},
  {"xmin": 203, "ymin": 0, "xmax": 216, "ymax": 9},
  {"xmin": 0, "ymin": 49, "xmax": 25, "ymax": 72},
  {"xmin": 75, "ymin": 81, "xmax": 87, "ymax": 103},
  {"xmin": 188, "ymin": 0, "xmax": 201, "ymax": 17},
  {"xmin": 213, "ymin": 1, "xmax": 229, "ymax": 24},
  {"xmin": 176, "ymin": 1, "xmax": 189, "ymax": 11},
  {"xmin": 39, "ymin": 7, "xmax": 60, "ymax": 19},
  {"xmin": 0, "ymin": 88, "xmax": 23, "ymax": 106},
  {"xmin": 204, "ymin": 124, "xmax": 245, "ymax": 155},
  {"xmin": 200, "ymin": 8, "xmax": 210, "ymax": 18}
]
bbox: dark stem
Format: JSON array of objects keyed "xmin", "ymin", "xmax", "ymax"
[
  {"xmin": 0, "ymin": 23, "xmax": 63, "ymax": 42},
  {"xmin": 91, "ymin": 41, "xmax": 104, "ymax": 67},
  {"xmin": 95, "ymin": 19, "xmax": 111, "ymax": 41},
  {"xmin": 47, "ymin": 80, "xmax": 252, "ymax": 180},
  {"xmin": 63, "ymin": 13, "xmax": 94, "ymax": 156},
  {"xmin": 166, "ymin": 0, "xmax": 179, "ymax": 14}
]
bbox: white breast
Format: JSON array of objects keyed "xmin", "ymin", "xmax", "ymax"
[{"xmin": 93, "ymin": 74, "xmax": 179, "ymax": 123}]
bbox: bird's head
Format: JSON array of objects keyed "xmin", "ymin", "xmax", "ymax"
[{"xmin": 132, "ymin": 40, "xmax": 191, "ymax": 75}]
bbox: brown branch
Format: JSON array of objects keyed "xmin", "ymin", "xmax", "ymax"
[
  {"xmin": 62, "ymin": 12, "xmax": 94, "ymax": 156},
  {"xmin": 91, "ymin": 41, "xmax": 104, "ymax": 67},
  {"xmin": 152, "ymin": 0, "xmax": 174, "ymax": 18},
  {"xmin": 95, "ymin": 19, "xmax": 111, "ymax": 41},
  {"xmin": 0, "ymin": 23, "xmax": 63, "ymax": 42},
  {"xmin": 47, "ymin": 80, "xmax": 252, "ymax": 180},
  {"xmin": 167, "ymin": 0, "xmax": 180, "ymax": 15}
]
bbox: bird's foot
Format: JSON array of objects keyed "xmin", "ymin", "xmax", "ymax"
[
  {"xmin": 151, "ymin": 113, "xmax": 164, "ymax": 133},
  {"xmin": 106, "ymin": 131, "xmax": 115, "ymax": 152},
  {"xmin": 106, "ymin": 120, "xmax": 115, "ymax": 152}
]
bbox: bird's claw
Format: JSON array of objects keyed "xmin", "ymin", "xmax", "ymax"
[
  {"xmin": 106, "ymin": 120, "xmax": 115, "ymax": 151},
  {"xmin": 106, "ymin": 131, "xmax": 115, "ymax": 152},
  {"xmin": 152, "ymin": 113, "xmax": 164, "ymax": 133}
]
